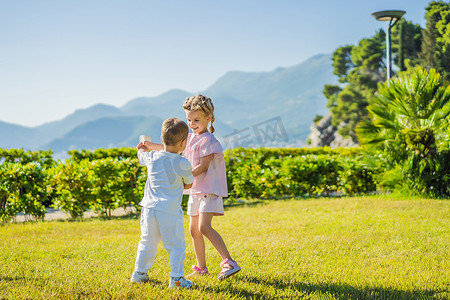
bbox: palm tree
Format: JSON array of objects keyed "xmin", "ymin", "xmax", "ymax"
[{"xmin": 356, "ymin": 66, "xmax": 450, "ymax": 196}]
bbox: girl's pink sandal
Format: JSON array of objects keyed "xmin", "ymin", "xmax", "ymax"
[
  {"xmin": 218, "ymin": 258, "xmax": 241, "ymax": 280},
  {"xmin": 187, "ymin": 265, "xmax": 209, "ymax": 278}
]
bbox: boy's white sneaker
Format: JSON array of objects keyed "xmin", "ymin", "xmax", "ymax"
[
  {"xmin": 130, "ymin": 271, "xmax": 149, "ymax": 283},
  {"xmin": 168, "ymin": 276, "xmax": 193, "ymax": 288}
]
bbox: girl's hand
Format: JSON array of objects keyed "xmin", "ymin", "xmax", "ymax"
[{"xmin": 192, "ymin": 154, "xmax": 213, "ymax": 177}]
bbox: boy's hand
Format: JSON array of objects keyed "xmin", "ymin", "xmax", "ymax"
[
  {"xmin": 137, "ymin": 142, "xmax": 149, "ymax": 152},
  {"xmin": 141, "ymin": 141, "xmax": 164, "ymax": 151}
]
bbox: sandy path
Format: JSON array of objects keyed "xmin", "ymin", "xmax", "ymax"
[{"xmin": 14, "ymin": 207, "xmax": 138, "ymax": 222}]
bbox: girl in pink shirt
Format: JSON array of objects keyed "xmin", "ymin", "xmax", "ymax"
[{"xmin": 183, "ymin": 94, "xmax": 241, "ymax": 280}]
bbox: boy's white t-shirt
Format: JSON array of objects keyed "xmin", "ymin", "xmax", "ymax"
[{"xmin": 139, "ymin": 150, "xmax": 194, "ymax": 215}]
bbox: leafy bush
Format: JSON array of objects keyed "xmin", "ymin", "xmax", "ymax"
[
  {"xmin": 50, "ymin": 159, "xmax": 96, "ymax": 218},
  {"xmin": 224, "ymin": 147, "xmax": 360, "ymax": 164},
  {"xmin": 1, "ymin": 146, "xmax": 378, "ymax": 221},
  {"xmin": 60, "ymin": 148, "xmax": 145, "ymax": 217},
  {"xmin": 0, "ymin": 149, "xmax": 55, "ymax": 167},
  {"xmin": 89, "ymin": 157, "xmax": 145, "ymax": 216},
  {"xmin": 225, "ymin": 148, "xmax": 376, "ymax": 199},
  {"xmin": 277, "ymin": 155, "xmax": 338, "ymax": 196},
  {"xmin": 0, "ymin": 149, "xmax": 56, "ymax": 222},
  {"xmin": 50, "ymin": 155, "xmax": 145, "ymax": 218},
  {"xmin": 313, "ymin": 115, "xmax": 324, "ymax": 123},
  {"xmin": 88, "ymin": 158, "xmax": 123, "ymax": 217},
  {"xmin": 337, "ymin": 157, "xmax": 377, "ymax": 195},
  {"xmin": 68, "ymin": 148, "xmax": 135, "ymax": 162},
  {"xmin": 116, "ymin": 157, "xmax": 146, "ymax": 211},
  {"xmin": 0, "ymin": 162, "xmax": 48, "ymax": 222},
  {"xmin": 357, "ymin": 67, "xmax": 450, "ymax": 197}
]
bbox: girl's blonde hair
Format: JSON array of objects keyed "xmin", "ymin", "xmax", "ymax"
[{"xmin": 183, "ymin": 94, "xmax": 216, "ymax": 133}]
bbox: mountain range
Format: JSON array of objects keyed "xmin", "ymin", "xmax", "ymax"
[{"xmin": 0, "ymin": 53, "xmax": 337, "ymax": 155}]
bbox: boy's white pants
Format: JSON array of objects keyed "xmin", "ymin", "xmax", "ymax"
[{"xmin": 134, "ymin": 207, "xmax": 186, "ymax": 277}]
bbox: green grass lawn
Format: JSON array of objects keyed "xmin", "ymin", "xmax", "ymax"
[{"xmin": 1, "ymin": 196, "xmax": 449, "ymax": 299}]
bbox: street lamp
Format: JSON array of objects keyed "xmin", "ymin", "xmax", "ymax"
[{"xmin": 371, "ymin": 10, "xmax": 406, "ymax": 80}]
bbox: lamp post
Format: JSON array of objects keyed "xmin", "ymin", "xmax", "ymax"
[{"xmin": 371, "ymin": 10, "xmax": 406, "ymax": 80}]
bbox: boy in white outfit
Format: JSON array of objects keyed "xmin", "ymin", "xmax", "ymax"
[{"xmin": 130, "ymin": 118, "xmax": 194, "ymax": 288}]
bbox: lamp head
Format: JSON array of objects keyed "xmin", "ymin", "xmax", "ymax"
[{"xmin": 372, "ymin": 10, "xmax": 406, "ymax": 22}]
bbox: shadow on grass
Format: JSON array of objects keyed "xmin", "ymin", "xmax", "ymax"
[
  {"xmin": 223, "ymin": 194, "xmax": 346, "ymax": 210},
  {"xmin": 201, "ymin": 275, "xmax": 446, "ymax": 300},
  {"xmin": 98, "ymin": 213, "xmax": 140, "ymax": 221},
  {"xmin": 224, "ymin": 199, "xmax": 268, "ymax": 209},
  {"xmin": 145, "ymin": 278, "xmax": 164, "ymax": 286},
  {"xmin": 1, "ymin": 275, "xmax": 28, "ymax": 282}
]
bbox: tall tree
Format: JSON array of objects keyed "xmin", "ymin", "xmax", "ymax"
[
  {"xmin": 324, "ymin": 30, "xmax": 385, "ymax": 141},
  {"xmin": 322, "ymin": 18, "xmax": 424, "ymax": 143},
  {"xmin": 420, "ymin": 1, "xmax": 450, "ymax": 82},
  {"xmin": 391, "ymin": 19, "xmax": 423, "ymax": 71}
]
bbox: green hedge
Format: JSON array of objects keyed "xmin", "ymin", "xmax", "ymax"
[
  {"xmin": 224, "ymin": 147, "xmax": 360, "ymax": 163},
  {"xmin": 1, "ymin": 148, "xmax": 145, "ymax": 221},
  {"xmin": 0, "ymin": 149, "xmax": 56, "ymax": 222},
  {"xmin": 49, "ymin": 157, "xmax": 145, "ymax": 218},
  {"xmin": 224, "ymin": 148, "xmax": 376, "ymax": 199},
  {"xmin": 0, "ymin": 149, "xmax": 55, "ymax": 167},
  {"xmin": 1, "ymin": 147, "xmax": 377, "ymax": 221},
  {"xmin": 67, "ymin": 148, "xmax": 136, "ymax": 161}
]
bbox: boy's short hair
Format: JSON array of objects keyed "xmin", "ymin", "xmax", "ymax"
[{"xmin": 161, "ymin": 118, "xmax": 189, "ymax": 146}]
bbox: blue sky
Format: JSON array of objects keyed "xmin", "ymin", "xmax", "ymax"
[{"xmin": 0, "ymin": 0, "xmax": 432, "ymax": 127}]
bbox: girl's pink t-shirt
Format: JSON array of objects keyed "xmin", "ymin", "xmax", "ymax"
[{"xmin": 183, "ymin": 132, "xmax": 228, "ymax": 197}]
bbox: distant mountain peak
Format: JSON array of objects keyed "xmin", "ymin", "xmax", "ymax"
[
  {"xmin": 121, "ymin": 89, "xmax": 192, "ymax": 115},
  {"xmin": 71, "ymin": 103, "xmax": 121, "ymax": 114},
  {"xmin": 273, "ymin": 66, "xmax": 286, "ymax": 72},
  {"xmin": 309, "ymin": 53, "xmax": 330, "ymax": 60},
  {"xmin": 161, "ymin": 88, "xmax": 193, "ymax": 97},
  {"xmin": 204, "ymin": 53, "xmax": 333, "ymax": 102}
]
